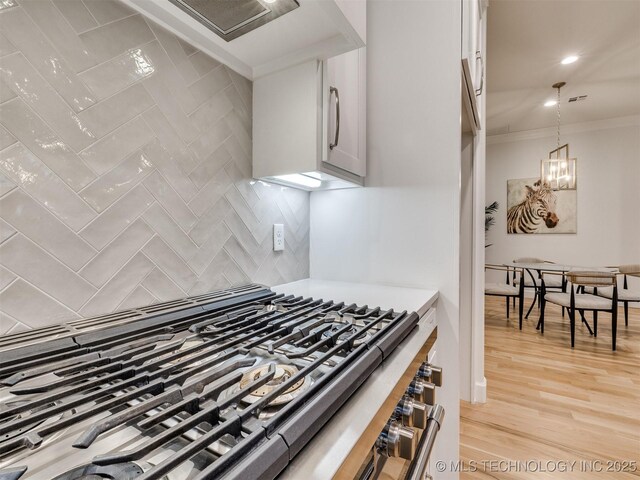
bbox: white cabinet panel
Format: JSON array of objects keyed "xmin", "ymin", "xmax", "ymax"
[{"xmin": 324, "ymin": 48, "xmax": 366, "ymax": 177}]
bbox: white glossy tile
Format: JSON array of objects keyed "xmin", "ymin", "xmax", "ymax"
[
  {"xmin": 188, "ymin": 65, "xmax": 232, "ymax": 104},
  {"xmin": 0, "ymin": 2, "xmax": 309, "ymax": 324},
  {"xmin": 187, "ymin": 222, "xmax": 230, "ymax": 275},
  {"xmin": 0, "ymin": 124, "xmax": 16, "ymax": 151},
  {"xmin": 189, "ymin": 249, "xmax": 236, "ymax": 295},
  {"xmin": 142, "ymin": 107, "xmax": 200, "ymax": 175},
  {"xmin": 188, "ymin": 168, "xmax": 232, "ymax": 217},
  {"xmin": 228, "ymin": 68, "xmax": 252, "ymax": 113},
  {"xmin": 79, "ymin": 252, "xmax": 154, "ymax": 317},
  {"xmin": 143, "ymin": 73, "xmax": 197, "ymax": 143},
  {"xmin": 79, "ymin": 116, "xmax": 154, "ymax": 175},
  {"xmin": 141, "ymin": 236, "xmax": 197, "ymax": 292},
  {"xmin": 0, "ymin": 314, "xmax": 30, "ymax": 336},
  {"xmin": 79, "ymin": 45, "xmax": 156, "ymax": 100},
  {"xmin": 141, "ymin": 139, "xmax": 197, "ymax": 203},
  {"xmin": 142, "ymin": 203, "xmax": 197, "ymax": 260},
  {"xmin": 19, "ymin": 0, "xmax": 98, "ymax": 72},
  {"xmin": 0, "ymin": 143, "xmax": 96, "ymax": 231},
  {"xmin": 0, "ymin": 0, "xmax": 17, "ymax": 11},
  {"xmin": 116, "ymin": 285, "xmax": 157, "ymax": 310},
  {"xmin": 82, "ymin": 0, "xmax": 135, "ymax": 25},
  {"xmin": 80, "ymin": 148, "xmax": 154, "ymax": 212},
  {"xmin": 0, "ymin": 53, "xmax": 97, "ymax": 151},
  {"xmin": 140, "ymin": 41, "xmax": 199, "ymax": 114},
  {"xmin": 225, "ymin": 185, "xmax": 268, "ymax": 243},
  {"xmin": 79, "ymin": 14, "xmax": 154, "ymax": 63},
  {"xmin": 0, "ymin": 217, "xmax": 15, "ymax": 244},
  {"xmin": 189, "ymin": 51, "xmax": 221, "ymax": 77},
  {"xmin": 0, "ymin": 33, "xmax": 16, "ymax": 57},
  {"xmin": 0, "ymin": 8, "xmax": 96, "ymax": 112},
  {"xmin": 0, "ymin": 171, "xmax": 15, "ymax": 197},
  {"xmin": 188, "ymin": 197, "xmax": 232, "ymax": 246},
  {"xmin": 79, "ymin": 185, "xmax": 154, "ymax": 250},
  {"xmin": 189, "ymin": 117, "xmax": 231, "ymax": 163},
  {"xmin": 147, "ymin": 22, "xmax": 199, "ymax": 85},
  {"xmin": 0, "ymin": 188, "xmax": 96, "ymax": 271},
  {"xmin": 221, "ymin": 253, "xmax": 251, "ymax": 286},
  {"xmin": 0, "ymin": 79, "xmax": 16, "ymax": 103},
  {"xmin": 53, "ymin": 0, "xmax": 98, "ymax": 34},
  {"xmin": 223, "ymin": 208, "xmax": 259, "ymax": 256},
  {"xmin": 0, "ymin": 234, "xmax": 96, "ymax": 309},
  {"xmin": 79, "ymin": 219, "xmax": 153, "ymax": 287},
  {"xmin": 225, "ymin": 161, "xmax": 260, "ymax": 208},
  {"xmin": 0, "ymin": 98, "xmax": 96, "ymax": 190},
  {"xmin": 141, "ymin": 268, "xmax": 184, "ymax": 301},
  {"xmin": 224, "ymin": 84, "xmax": 251, "ymax": 135},
  {"xmin": 189, "ymin": 143, "xmax": 231, "ymax": 190},
  {"xmin": 0, "ymin": 279, "xmax": 79, "ymax": 327},
  {"xmin": 143, "ymin": 171, "xmax": 197, "ymax": 231},
  {"xmin": 178, "ymin": 38, "xmax": 196, "ymax": 56},
  {"xmin": 0, "ymin": 264, "xmax": 16, "ymax": 291},
  {"xmin": 188, "ymin": 91, "xmax": 234, "ymax": 134},
  {"xmin": 76, "ymin": 83, "xmax": 154, "ymax": 138},
  {"xmin": 224, "ymin": 110, "xmax": 252, "ymax": 157}
]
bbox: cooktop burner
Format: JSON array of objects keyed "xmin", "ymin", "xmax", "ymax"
[
  {"xmin": 322, "ymin": 323, "xmax": 373, "ymax": 347},
  {"xmin": 238, "ymin": 364, "xmax": 310, "ymax": 406},
  {"xmin": 0, "ymin": 284, "xmax": 419, "ymax": 480}
]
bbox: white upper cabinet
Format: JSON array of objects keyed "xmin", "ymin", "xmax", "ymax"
[
  {"xmin": 121, "ymin": 0, "xmax": 366, "ymax": 80},
  {"xmin": 462, "ymin": 0, "xmax": 487, "ymax": 133},
  {"xmin": 324, "ymin": 47, "xmax": 366, "ymax": 177},
  {"xmin": 253, "ymin": 47, "xmax": 367, "ymax": 190}
]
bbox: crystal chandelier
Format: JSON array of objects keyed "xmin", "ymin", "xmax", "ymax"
[{"xmin": 541, "ymin": 82, "xmax": 577, "ymax": 190}]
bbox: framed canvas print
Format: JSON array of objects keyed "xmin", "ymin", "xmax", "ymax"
[{"xmin": 507, "ymin": 177, "xmax": 577, "ymax": 234}]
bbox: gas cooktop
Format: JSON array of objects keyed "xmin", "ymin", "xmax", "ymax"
[{"xmin": 0, "ymin": 284, "xmax": 420, "ymax": 480}]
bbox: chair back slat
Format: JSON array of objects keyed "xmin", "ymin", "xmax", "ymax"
[
  {"xmin": 619, "ymin": 264, "xmax": 640, "ymax": 277},
  {"xmin": 568, "ymin": 271, "xmax": 616, "ymax": 287},
  {"xmin": 514, "ymin": 257, "xmax": 553, "ymax": 264}
]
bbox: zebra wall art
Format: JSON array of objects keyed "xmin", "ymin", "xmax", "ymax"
[{"xmin": 506, "ymin": 178, "xmax": 577, "ymax": 234}]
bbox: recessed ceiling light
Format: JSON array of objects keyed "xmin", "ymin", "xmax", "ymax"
[
  {"xmin": 263, "ymin": 0, "xmax": 278, "ymax": 3},
  {"xmin": 561, "ymin": 55, "xmax": 579, "ymax": 65},
  {"xmin": 544, "ymin": 100, "xmax": 557, "ymax": 107}
]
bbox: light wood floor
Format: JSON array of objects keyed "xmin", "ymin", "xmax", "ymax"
[{"xmin": 460, "ymin": 296, "xmax": 640, "ymax": 479}]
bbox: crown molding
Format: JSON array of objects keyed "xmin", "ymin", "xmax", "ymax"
[{"xmin": 487, "ymin": 115, "xmax": 640, "ymax": 145}]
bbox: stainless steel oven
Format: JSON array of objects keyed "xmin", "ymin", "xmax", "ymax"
[{"xmin": 355, "ymin": 330, "xmax": 444, "ymax": 480}]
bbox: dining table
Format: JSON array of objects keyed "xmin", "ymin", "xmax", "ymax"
[{"xmin": 504, "ymin": 262, "xmax": 619, "ymax": 325}]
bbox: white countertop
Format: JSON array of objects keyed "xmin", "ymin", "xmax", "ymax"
[
  {"xmin": 273, "ymin": 279, "xmax": 439, "ymax": 480},
  {"xmin": 273, "ymin": 279, "xmax": 439, "ymax": 318}
]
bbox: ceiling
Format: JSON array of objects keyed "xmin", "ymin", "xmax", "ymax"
[{"xmin": 486, "ymin": 0, "xmax": 640, "ymax": 136}]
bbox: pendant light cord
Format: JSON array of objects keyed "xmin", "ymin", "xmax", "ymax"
[{"xmin": 556, "ymin": 85, "xmax": 561, "ymax": 150}]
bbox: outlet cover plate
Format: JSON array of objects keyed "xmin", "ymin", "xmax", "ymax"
[{"xmin": 273, "ymin": 224, "xmax": 284, "ymax": 251}]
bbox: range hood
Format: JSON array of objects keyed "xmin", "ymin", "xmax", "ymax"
[{"xmin": 168, "ymin": 0, "xmax": 300, "ymax": 41}]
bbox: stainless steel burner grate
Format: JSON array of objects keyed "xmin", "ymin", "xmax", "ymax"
[{"xmin": 0, "ymin": 287, "xmax": 419, "ymax": 480}]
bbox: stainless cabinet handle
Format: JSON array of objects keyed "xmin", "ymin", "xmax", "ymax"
[
  {"xmin": 329, "ymin": 86, "xmax": 340, "ymax": 150},
  {"xmin": 405, "ymin": 404, "xmax": 445, "ymax": 480},
  {"xmin": 475, "ymin": 50, "xmax": 484, "ymax": 96}
]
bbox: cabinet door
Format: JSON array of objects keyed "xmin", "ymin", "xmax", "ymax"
[{"xmin": 324, "ymin": 47, "xmax": 366, "ymax": 177}]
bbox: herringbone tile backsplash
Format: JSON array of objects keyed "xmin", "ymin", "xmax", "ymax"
[{"xmin": 0, "ymin": 0, "xmax": 310, "ymax": 334}]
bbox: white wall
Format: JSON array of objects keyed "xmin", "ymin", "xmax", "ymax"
[
  {"xmin": 486, "ymin": 118, "xmax": 640, "ymax": 288},
  {"xmin": 310, "ymin": 0, "xmax": 462, "ymax": 477}
]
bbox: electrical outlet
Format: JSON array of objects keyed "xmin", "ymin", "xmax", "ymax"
[{"xmin": 273, "ymin": 224, "xmax": 284, "ymax": 251}]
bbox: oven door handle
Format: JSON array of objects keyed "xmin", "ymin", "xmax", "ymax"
[{"xmin": 405, "ymin": 404, "xmax": 444, "ymax": 480}]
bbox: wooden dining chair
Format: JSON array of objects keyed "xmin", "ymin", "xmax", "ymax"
[
  {"xmin": 585, "ymin": 265, "xmax": 640, "ymax": 326},
  {"xmin": 539, "ymin": 271, "xmax": 618, "ymax": 350},
  {"xmin": 486, "ymin": 264, "xmax": 525, "ymax": 329}
]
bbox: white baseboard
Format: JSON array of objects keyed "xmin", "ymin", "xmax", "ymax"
[{"xmin": 472, "ymin": 377, "xmax": 487, "ymax": 403}]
